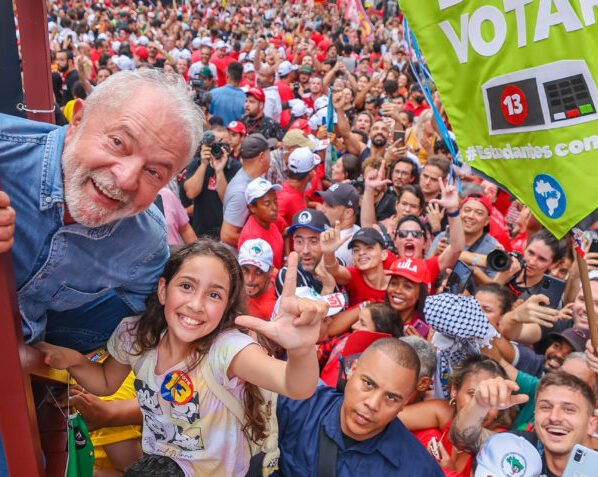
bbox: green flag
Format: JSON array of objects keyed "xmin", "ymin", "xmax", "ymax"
[
  {"xmin": 65, "ymin": 413, "xmax": 94, "ymax": 477},
  {"xmin": 402, "ymin": 0, "xmax": 598, "ymax": 238}
]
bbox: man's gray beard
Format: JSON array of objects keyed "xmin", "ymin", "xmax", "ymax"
[{"xmin": 62, "ymin": 134, "xmax": 136, "ymax": 227}]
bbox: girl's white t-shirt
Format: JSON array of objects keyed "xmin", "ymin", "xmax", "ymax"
[{"xmin": 107, "ymin": 316, "xmax": 256, "ymax": 477}]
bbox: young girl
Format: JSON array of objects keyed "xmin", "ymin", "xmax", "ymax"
[{"xmin": 37, "ymin": 240, "xmax": 327, "ymax": 477}]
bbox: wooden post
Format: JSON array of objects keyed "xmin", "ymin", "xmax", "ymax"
[
  {"xmin": 0, "ymin": 252, "xmax": 45, "ymax": 476},
  {"xmin": 576, "ymin": 254, "xmax": 598, "ymax": 348}
]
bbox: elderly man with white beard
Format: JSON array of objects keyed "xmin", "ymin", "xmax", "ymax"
[{"xmin": 0, "ymin": 68, "xmax": 202, "ymax": 351}]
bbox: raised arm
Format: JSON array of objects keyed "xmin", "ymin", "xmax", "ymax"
[
  {"xmin": 433, "ymin": 179, "xmax": 465, "ymax": 271},
  {"xmin": 319, "ymin": 221, "xmax": 352, "ymax": 285},
  {"xmin": 450, "ymin": 377, "xmax": 528, "ymax": 453},
  {"xmin": 230, "ymin": 253, "xmax": 328, "ymax": 400},
  {"xmin": 498, "ymin": 294, "xmax": 559, "ymax": 344}
]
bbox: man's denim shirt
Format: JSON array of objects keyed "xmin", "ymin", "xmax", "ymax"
[{"xmin": 0, "ymin": 113, "xmax": 168, "ymax": 343}]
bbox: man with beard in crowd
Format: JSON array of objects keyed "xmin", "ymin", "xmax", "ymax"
[
  {"xmin": 403, "ymin": 84, "xmax": 429, "ymax": 118},
  {"xmin": 54, "ymin": 50, "xmax": 80, "ymax": 106},
  {"xmin": 240, "ymin": 87, "xmax": 284, "ymax": 141}
]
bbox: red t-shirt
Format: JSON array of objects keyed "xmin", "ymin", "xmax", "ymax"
[
  {"xmin": 238, "ymin": 215, "xmax": 284, "ymax": 270},
  {"xmin": 402, "ymin": 99, "xmax": 430, "ymax": 118},
  {"xmin": 276, "ymin": 79, "xmax": 295, "ymax": 129},
  {"xmin": 345, "ymin": 266, "xmax": 387, "ymax": 307},
  {"xmin": 277, "ymin": 181, "xmax": 307, "ymax": 227},
  {"xmin": 210, "ymin": 54, "xmax": 232, "ymax": 87},
  {"xmin": 246, "ymin": 284, "xmax": 277, "ymax": 320}
]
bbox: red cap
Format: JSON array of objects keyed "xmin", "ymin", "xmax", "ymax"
[
  {"xmin": 227, "ymin": 120, "xmax": 247, "ymax": 136},
  {"xmin": 245, "ymin": 86, "xmax": 265, "ymax": 102},
  {"xmin": 462, "ymin": 193, "xmax": 493, "ymax": 215},
  {"xmin": 136, "ymin": 46, "xmax": 149, "ymax": 60},
  {"xmin": 385, "ymin": 258, "xmax": 430, "ymax": 284},
  {"xmin": 342, "ymin": 330, "xmax": 392, "ymax": 357},
  {"xmin": 288, "ymin": 118, "xmax": 311, "ymax": 134}
]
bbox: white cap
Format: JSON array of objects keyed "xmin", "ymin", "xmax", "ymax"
[
  {"xmin": 214, "ymin": 39, "xmax": 226, "ymax": 50},
  {"xmin": 97, "ymin": 32, "xmax": 108, "ymax": 41},
  {"xmin": 243, "ymin": 63, "xmax": 255, "ymax": 74},
  {"xmin": 238, "ymin": 239, "xmax": 274, "ymax": 273},
  {"xmin": 289, "ymin": 99, "xmax": 311, "ymax": 118},
  {"xmin": 111, "ymin": 40, "xmax": 121, "ymax": 53},
  {"xmin": 112, "ymin": 55, "xmax": 135, "ymax": 71},
  {"xmin": 288, "ymin": 147, "xmax": 321, "ymax": 174},
  {"xmin": 191, "ymin": 37, "xmax": 202, "ymax": 49},
  {"xmin": 308, "ymin": 134, "xmax": 328, "ymax": 152},
  {"xmin": 278, "ymin": 60, "xmax": 298, "ymax": 77},
  {"xmin": 178, "ymin": 49, "xmax": 192, "ymax": 60},
  {"xmin": 200, "ymin": 36, "xmax": 213, "ymax": 47},
  {"xmin": 313, "ymin": 96, "xmax": 329, "ymax": 112},
  {"xmin": 137, "ymin": 35, "xmax": 149, "ymax": 46},
  {"xmin": 245, "ymin": 177, "xmax": 282, "ymax": 204},
  {"xmin": 475, "ymin": 433, "xmax": 542, "ymax": 477}
]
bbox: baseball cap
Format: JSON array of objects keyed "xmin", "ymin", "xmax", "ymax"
[
  {"xmin": 289, "ymin": 99, "xmax": 311, "ymax": 118},
  {"xmin": 246, "ymin": 86, "xmax": 265, "ymax": 102},
  {"xmin": 348, "ymin": 227, "xmax": 385, "ymax": 249},
  {"xmin": 113, "ymin": 55, "xmax": 135, "ymax": 71},
  {"xmin": 475, "ymin": 433, "xmax": 542, "ymax": 477},
  {"xmin": 317, "ymin": 183, "xmax": 360, "ymax": 212},
  {"xmin": 343, "ymin": 330, "xmax": 393, "ymax": 358},
  {"xmin": 137, "ymin": 35, "xmax": 149, "ymax": 46},
  {"xmin": 136, "ymin": 46, "xmax": 149, "ymax": 60},
  {"xmin": 200, "ymin": 36, "xmax": 213, "ymax": 47},
  {"xmin": 282, "ymin": 129, "xmax": 316, "ymax": 149},
  {"xmin": 385, "ymin": 258, "xmax": 430, "ymax": 284},
  {"xmin": 462, "ymin": 193, "xmax": 493, "ymax": 215},
  {"xmin": 243, "ymin": 63, "xmax": 255, "ymax": 74},
  {"xmin": 548, "ymin": 326, "xmax": 590, "ymax": 352},
  {"xmin": 299, "ymin": 65, "xmax": 313, "ymax": 74},
  {"xmin": 214, "ymin": 39, "xmax": 227, "ymax": 49},
  {"xmin": 198, "ymin": 66, "xmax": 213, "ymax": 78},
  {"xmin": 238, "ymin": 239, "xmax": 274, "ymax": 273},
  {"xmin": 287, "ymin": 209, "xmax": 330, "ymax": 235},
  {"xmin": 288, "ymin": 118, "xmax": 312, "ymax": 135},
  {"xmin": 278, "ymin": 60, "xmax": 298, "ymax": 77},
  {"xmin": 288, "ymin": 147, "xmax": 321, "ymax": 174},
  {"xmin": 245, "ymin": 177, "xmax": 282, "ymax": 204},
  {"xmin": 191, "ymin": 37, "xmax": 202, "ymax": 49},
  {"xmin": 227, "ymin": 120, "xmax": 247, "ymax": 136},
  {"xmin": 240, "ymin": 133, "xmax": 277, "ymax": 159}
]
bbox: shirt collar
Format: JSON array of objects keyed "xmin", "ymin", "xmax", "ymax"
[
  {"xmin": 40, "ymin": 125, "xmax": 68, "ymax": 211},
  {"xmin": 322, "ymin": 398, "xmax": 401, "ymax": 466}
]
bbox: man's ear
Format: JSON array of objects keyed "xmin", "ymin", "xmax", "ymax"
[
  {"xmin": 157, "ymin": 277, "xmax": 167, "ymax": 305},
  {"xmin": 347, "ymin": 358, "xmax": 359, "ymax": 379},
  {"xmin": 64, "ymin": 99, "xmax": 86, "ymax": 145},
  {"xmin": 587, "ymin": 413, "xmax": 598, "ymax": 437},
  {"xmin": 416, "ymin": 376, "xmax": 433, "ymax": 393},
  {"xmin": 380, "ymin": 248, "xmax": 388, "ymax": 262}
]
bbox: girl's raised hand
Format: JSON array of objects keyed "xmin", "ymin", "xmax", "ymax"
[{"xmin": 235, "ymin": 253, "xmax": 329, "ymax": 351}]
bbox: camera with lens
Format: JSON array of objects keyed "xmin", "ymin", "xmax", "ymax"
[
  {"xmin": 486, "ymin": 249, "xmax": 525, "ymax": 273},
  {"xmin": 190, "ymin": 78, "xmax": 211, "ymax": 109},
  {"xmin": 201, "ymin": 131, "xmax": 230, "ymax": 160}
]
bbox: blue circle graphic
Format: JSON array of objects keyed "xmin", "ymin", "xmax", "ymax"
[{"xmin": 532, "ymin": 174, "xmax": 566, "ymax": 219}]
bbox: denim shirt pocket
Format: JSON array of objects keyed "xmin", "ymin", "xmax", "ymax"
[{"xmin": 51, "ymin": 283, "xmax": 111, "ymax": 310}]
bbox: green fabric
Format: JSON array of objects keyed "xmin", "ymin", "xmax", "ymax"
[
  {"xmin": 65, "ymin": 413, "xmax": 95, "ymax": 477},
  {"xmin": 512, "ymin": 371, "xmax": 539, "ymax": 431},
  {"xmin": 401, "ymin": 0, "xmax": 598, "ymax": 238}
]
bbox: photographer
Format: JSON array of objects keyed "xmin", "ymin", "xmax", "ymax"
[
  {"xmin": 428, "ymin": 193, "xmax": 501, "ymax": 282},
  {"xmin": 182, "ymin": 126, "xmax": 240, "ymax": 240}
]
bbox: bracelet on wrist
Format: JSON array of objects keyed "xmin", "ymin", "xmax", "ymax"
[{"xmin": 446, "ymin": 209, "xmax": 460, "ymax": 218}]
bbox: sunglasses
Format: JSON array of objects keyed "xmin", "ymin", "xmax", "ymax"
[{"xmin": 396, "ymin": 230, "xmax": 424, "ymax": 239}]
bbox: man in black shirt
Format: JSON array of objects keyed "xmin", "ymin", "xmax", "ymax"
[
  {"xmin": 181, "ymin": 126, "xmax": 240, "ymax": 239},
  {"xmin": 240, "ymin": 87, "xmax": 284, "ymax": 142},
  {"xmin": 55, "ymin": 50, "xmax": 80, "ymax": 106}
]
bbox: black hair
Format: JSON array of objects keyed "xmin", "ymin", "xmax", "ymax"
[
  {"xmin": 339, "ymin": 153, "xmax": 361, "ymax": 181},
  {"xmin": 388, "ymin": 157, "xmax": 420, "ymax": 185},
  {"xmin": 396, "ymin": 185, "xmax": 426, "ymax": 211},
  {"xmin": 227, "ymin": 61, "xmax": 243, "ymax": 83},
  {"xmin": 527, "ymin": 229, "xmax": 567, "ymax": 264},
  {"xmin": 287, "ymin": 170, "xmax": 312, "ymax": 181},
  {"xmin": 366, "ymin": 303, "xmax": 403, "ymax": 337},
  {"xmin": 476, "ymin": 283, "xmax": 516, "ymax": 315}
]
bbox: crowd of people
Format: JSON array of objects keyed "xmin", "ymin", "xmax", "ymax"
[{"xmin": 2, "ymin": 0, "xmax": 598, "ymax": 476}]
